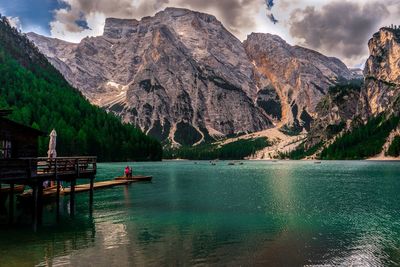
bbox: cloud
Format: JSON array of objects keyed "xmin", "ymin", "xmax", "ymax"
[
  {"xmin": 6, "ymin": 16, "xmax": 21, "ymax": 30},
  {"xmin": 50, "ymin": 12, "xmax": 105, "ymax": 43},
  {"xmin": 288, "ymin": 1, "xmax": 394, "ymax": 66},
  {"xmin": 50, "ymin": 0, "xmax": 263, "ymax": 41}
]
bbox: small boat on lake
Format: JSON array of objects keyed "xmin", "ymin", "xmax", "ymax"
[
  {"xmin": 314, "ymin": 161, "xmax": 322, "ymax": 164},
  {"xmin": 114, "ymin": 175, "xmax": 153, "ymax": 182}
]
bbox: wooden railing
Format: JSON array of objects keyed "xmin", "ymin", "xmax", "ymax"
[
  {"xmin": 35, "ymin": 157, "xmax": 97, "ymax": 177},
  {"xmin": 0, "ymin": 157, "xmax": 97, "ymax": 182}
]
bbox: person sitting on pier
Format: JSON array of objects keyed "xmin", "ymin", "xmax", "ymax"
[{"xmin": 125, "ymin": 166, "xmax": 130, "ymax": 178}]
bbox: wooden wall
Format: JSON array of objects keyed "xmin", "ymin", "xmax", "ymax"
[{"xmin": 0, "ymin": 118, "xmax": 41, "ymax": 158}]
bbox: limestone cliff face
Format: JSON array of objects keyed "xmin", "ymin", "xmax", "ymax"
[
  {"xmin": 361, "ymin": 28, "xmax": 400, "ymax": 118},
  {"xmin": 306, "ymin": 83, "xmax": 362, "ymax": 147},
  {"xmin": 29, "ymin": 8, "xmax": 272, "ymax": 146},
  {"xmin": 244, "ymin": 33, "xmax": 354, "ymax": 131},
  {"xmin": 305, "ymin": 27, "xmax": 400, "ymax": 149}
]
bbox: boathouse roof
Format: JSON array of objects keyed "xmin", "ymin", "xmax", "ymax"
[{"xmin": 0, "ymin": 110, "xmax": 46, "ymax": 136}]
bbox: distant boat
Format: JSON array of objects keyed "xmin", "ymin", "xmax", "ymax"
[
  {"xmin": 314, "ymin": 161, "xmax": 322, "ymax": 164},
  {"xmin": 228, "ymin": 162, "xmax": 235, "ymax": 166},
  {"xmin": 115, "ymin": 175, "xmax": 152, "ymax": 182}
]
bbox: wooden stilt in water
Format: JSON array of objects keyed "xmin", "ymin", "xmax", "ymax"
[
  {"xmin": 89, "ymin": 177, "xmax": 94, "ymax": 208},
  {"xmin": 32, "ymin": 184, "xmax": 38, "ymax": 231},
  {"xmin": 37, "ymin": 184, "xmax": 43, "ymax": 226},
  {"xmin": 70, "ymin": 179, "xmax": 76, "ymax": 217},
  {"xmin": 0, "ymin": 183, "xmax": 2, "ymax": 214},
  {"xmin": 32, "ymin": 183, "xmax": 43, "ymax": 230},
  {"xmin": 56, "ymin": 179, "xmax": 61, "ymax": 221},
  {"xmin": 9, "ymin": 183, "xmax": 14, "ymax": 224}
]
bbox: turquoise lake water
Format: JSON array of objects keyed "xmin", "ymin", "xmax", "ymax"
[{"xmin": 1, "ymin": 161, "xmax": 400, "ymax": 266}]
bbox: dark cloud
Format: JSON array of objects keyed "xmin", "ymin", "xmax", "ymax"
[
  {"xmin": 75, "ymin": 18, "xmax": 91, "ymax": 30},
  {"xmin": 264, "ymin": 0, "xmax": 279, "ymax": 25},
  {"xmin": 266, "ymin": 0, "xmax": 275, "ymax": 10},
  {"xmin": 268, "ymin": 14, "xmax": 278, "ymax": 24},
  {"xmin": 289, "ymin": 1, "xmax": 390, "ymax": 62}
]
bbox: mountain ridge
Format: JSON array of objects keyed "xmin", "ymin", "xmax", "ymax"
[{"xmin": 27, "ymin": 7, "xmax": 354, "ymax": 146}]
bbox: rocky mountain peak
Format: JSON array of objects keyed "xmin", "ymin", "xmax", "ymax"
[
  {"xmin": 246, "ymin": 32, "xmax": 288, "ymax": 46},
  {"xmin": 244, "ymin": 32, "xmax": 353, "ymax": 132},
  {"xmin": 103, "ymin": 18, "xmax": 139, "ymax": 39},
  {"xmin": 360, "ymin": 27, "xmax": 400, "ymax": 117},
  {"xmin": 155, "ymin": 7, "xmax": 219, "ymax": 24},
  {"xmin": 365, "ymin": 27, "xmax": 400, "ymax": 83}
]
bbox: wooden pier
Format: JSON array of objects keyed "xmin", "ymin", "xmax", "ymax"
[
  {"xmin": 0, "ymin": 157, "xmax": 97, "ymax": 228},
  {"xmin": 20, "ymin": 179, "xmax": 134, "ymax": 198}
]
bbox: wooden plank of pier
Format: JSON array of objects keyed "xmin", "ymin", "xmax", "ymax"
[
  {"xmin": 20, "ymin": 180, "xmax": 132, "ymax": 198},
  {"xmin": 63, "ymin": 180, "xmax": 132, "ymax": 194},
  {"xmin": 114, "ymin": 175, "xmax": 153, "ymax": 181},
  {"xmin": 0, "ymin": 185, "xmax": 25, "ymax": 194}
]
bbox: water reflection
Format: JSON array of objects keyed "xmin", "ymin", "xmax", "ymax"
[
  {"xmin": 0, "ymin": 215, "xmax": 95, "ymax": 266},
  {"xmin": 1, "ymin": 161, "xmax": 400, "ymax": 266}
]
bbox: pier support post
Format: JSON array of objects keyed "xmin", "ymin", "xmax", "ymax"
[
  {"xmin": 38, "ymin": 184, "xmax": 43, "ymax": 225},
  {"xmin": 56, "ymin": 179, "xmax": 61, "ymax": 221},
  {"xmin": 89, "ymin": 177, "xmax": 94, "ymax": 207},
  {"xmin": 32, "ymin": 183, "xmax": 43, "ymax": 231},
  {"xmin": 0, "ymin": 183, "xmax": 2, "ymax": 214},
  {"xmin": 32, "ymin": 184, "xmax": 38, "ymax": 231},
  {"xmin": 70, "ymin": 179, "xmax": 76, "ymax": 217},
  {"xmin": 8, "ymin": 183, "xmax": 14, "ymax": 224}
]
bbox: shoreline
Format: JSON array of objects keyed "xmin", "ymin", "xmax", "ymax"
[{"xmin": 160, "ymin": 158, "xmax": 400, "ymax": 162}]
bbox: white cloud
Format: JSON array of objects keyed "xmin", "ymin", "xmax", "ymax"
[
  {"xmin": 50, "ymin": 12, "xmax": 106, "ymax": 43},
  {"xmin": 6, "ymin": 16, "xmax": 22, "ymax": 31}
]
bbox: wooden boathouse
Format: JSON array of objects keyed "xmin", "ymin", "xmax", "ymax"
[{"xmin": 0, "ymin": 110, "xmax": 97, "ymax": 228}]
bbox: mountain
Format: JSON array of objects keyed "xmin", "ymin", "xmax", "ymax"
[
  {"xmin": 0, "ymin": 16, "xmax": 162, "ymax": 161},
  {"xmin": 28, "ymin": 8, "xmax": 272, "ymax": 146},
  {"xmin": 244, "ymin": 33, "xmax": 354, "ymax": 132},
  {"xmin": 27, "ymin": 7, "xmax": 353, "ymax": 146},
  {"xmin": 361, "ymin": 27, "xmax": 400, "ymax": 118},
  {"xmin": 294, "ymin": 27, "xmax": 400, "ymax": 160}
]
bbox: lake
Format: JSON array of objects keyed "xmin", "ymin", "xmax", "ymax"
[{"xmin": 1, "ymin": 161, "xmax": 400, "ymax": 266}]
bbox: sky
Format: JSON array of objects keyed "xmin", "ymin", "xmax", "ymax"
[{"xmin": 0, "ymin": 0, "xmax": 399, "ymax": 67}]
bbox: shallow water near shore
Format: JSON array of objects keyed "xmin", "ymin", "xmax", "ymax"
[{"xmin": 1, "ymin": 160, "xmax": 400, "ymax": 266}]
